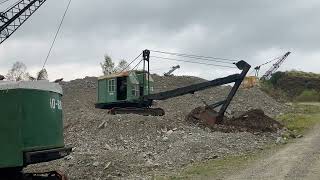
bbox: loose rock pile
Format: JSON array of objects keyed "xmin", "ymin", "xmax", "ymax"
[{"xmin": 26, "ymin": 75, "xmax": 288, "ymax": 180}]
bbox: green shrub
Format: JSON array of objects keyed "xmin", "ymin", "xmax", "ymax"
[
  {"xmin": 269, "ymin": 71, "xmax": 286, "ymax": 86},
  {"xmin": 259, "ymin": 81, "xmax": 289, "ymax": 102},
  {"xmin": 295, "ymin": 89, "xmax": 320, "ymax": 102},
  {"xmin": 287, "ymin": 70, "xmax": 320, "ymax": 79}
]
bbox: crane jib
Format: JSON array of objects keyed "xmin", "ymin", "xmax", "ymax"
[{"xmin": 0, "ymin": 0, "xmax": 48, "ymax": 44}]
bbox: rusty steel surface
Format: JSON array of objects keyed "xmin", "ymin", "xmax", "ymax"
[{"xmin": 198, "ymin": 110, "xmax": 218, "ymax": 126}]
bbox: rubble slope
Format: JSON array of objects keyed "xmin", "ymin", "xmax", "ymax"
[{"xmin": 27, "ymin": 75, "xmax": 287, "ymax": 179}]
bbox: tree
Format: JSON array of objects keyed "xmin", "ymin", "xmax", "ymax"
[
  {"xmin": 269, "ymin": 71, "xmax": 285, "ymax": 86},
  {"xmin": 6, "ymin": 61, "xmax": 29, "ymax": 81},
  {"xmin": 36, "ymin": 68, "xmax": 48, "ymax": 80},
  {"xmin": 114, "ymin": 59, "xmax": 130, "ymax": 72},
  {"xmin": 6, "ymin": 62, "xmax": 49, "ymax": 81},
  {"xmin": 100, "ymin": 54, "xmax": 131, "ymax": 75},
  {"xmin": 100, "ymin": 54, "xmax": 115, "ymax": 75}
]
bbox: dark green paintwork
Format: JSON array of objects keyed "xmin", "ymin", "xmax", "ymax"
[
  {"xmin": 98, "ymin": 80, "xmax": 108, "ymax": 103},
  {"xmin": 136, "ymin": 73, "xmax": 154, "ymax": 95},
  {"xmin": 97, "ymin": 79, "xmax": 117, "ymax": 103},
  {"xmin": 0, "ymin": 88, "xmax": 64, "ymax": 168},
  {"xmin": 97, "ymin": 71, "xmax": 154, "ymax": 104}
]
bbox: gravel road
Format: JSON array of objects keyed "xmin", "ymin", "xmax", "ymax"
[{"xmin": 226, "ymin": 125, "xmax": 320, "ymax": 180}]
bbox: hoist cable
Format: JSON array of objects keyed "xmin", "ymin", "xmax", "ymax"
[
  {"xmin": 151, "ymin": 52, "xmax": 235, "ymax": 65},
  {"xmin": 41, "ymin": 0, "xmax": 72, "ymax": 70},
  {"xmin": 250, "ymin": 56, "xmax": 282, "ymax": 76},
  {"xmin": 151, "ymin": 56, "xmax": 237, "ymax": 69},
  {"xmin": 258, "ymin": 57, "xmax": 281, "ymax": 67},
  {"xmin": 150, "ymin": 49, "xmax": 238, "ymax": 63},
  {"xmin": 172, "ymin": 55, "xmax": 234, "ymax": 64},
  {"xmin": 248, "ymin": 69, "xmax": 256, "ymax": 75},
  {"xmin": 254, "ymin": 56, "xmax": 281, "ymax": 70},
  {"xmin": 119, "ymin": 52, "xmax": 142, "ymax": 73},
  {"xmin": 131, "ymin": 58, "xmax": 143, "ymax": 71}
]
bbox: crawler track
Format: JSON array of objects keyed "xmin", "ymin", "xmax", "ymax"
[
  {"xmin": 108, "ymin": 107, "xmax": 165, "ymax": 116},
  {"xmin": 0, "ymin": 169, "xmax": 68, "ymax": 180}
]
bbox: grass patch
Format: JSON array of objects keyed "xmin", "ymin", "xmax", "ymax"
[
  {"xmin": 155, "ymin": 144, "xmax": 280, "ymax": 180},
  {"xmin": 295, "ymin": 89, "xmax": 320, "ymax": 102},
  {"xmin": 177, "ymin": 156, "xmax": 251, "ymax": 179},
  {"xmin": 286, "ymin": 70, "xmax": 320, "ymax": 79},
  {"xmin": 155, "ymin": 155, "xmax": 256, "ymax": 180},
  {"xmin": 277, "ymin": 103, "xmax": 320, "ymax": 134}
]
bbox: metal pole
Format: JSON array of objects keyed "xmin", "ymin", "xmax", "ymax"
[
  {"xmin": 143, "ymin": 53, "xmax": 145, "ymax": 96},
  {"xmin": 142, "ymin": 50, "xmax": 151, "ymax": 96},
  {"xmin": 148, "ymin": 55, "xmax": 150, "ymax": 95}
]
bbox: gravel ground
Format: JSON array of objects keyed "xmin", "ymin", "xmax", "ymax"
[{"xmin": 25, "ymin": 75, "xmax": 288, "ymax": 179}]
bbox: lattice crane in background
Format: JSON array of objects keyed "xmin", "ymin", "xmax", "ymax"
[
  {"xmin": 164, "ymin": 65, "xmax": 180, "ymax": 76},
  {"xmin": 0, "ymin": 0, "xmax": 48, "ymax": 45},
  {"xmin": 240, "ymin": 51, "xmax": 291, "ymax": 89},
  {"xmin": 257, "ymin": 52, "xmax": 291, "ymax": 80}
]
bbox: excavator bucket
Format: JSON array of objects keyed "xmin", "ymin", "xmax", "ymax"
[{"xmin": 186, "ymin": 106, "xmax": 221, "ymax": 127}]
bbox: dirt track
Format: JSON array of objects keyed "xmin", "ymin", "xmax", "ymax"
[{"xmin": 226, "ymin": 125, "xmax": 320, "ymax": 180}]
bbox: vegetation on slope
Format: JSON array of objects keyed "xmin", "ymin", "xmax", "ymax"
[
  {"xmin": 278, "ymin": 103, "xmax": 320, "ymax": 134},
  {"xmin": 261, "ymin": 71, "xmax": 320, "ymax": 102}
]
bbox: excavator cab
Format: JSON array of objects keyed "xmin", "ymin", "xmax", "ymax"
[{"xmin": 95, "ymin": 71, "xmax": 154, "ymax": 109}]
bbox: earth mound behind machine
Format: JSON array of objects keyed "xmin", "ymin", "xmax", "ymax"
[{"xmin": 96, "ymin": 49, "xmax": 251, "ymax": 125}]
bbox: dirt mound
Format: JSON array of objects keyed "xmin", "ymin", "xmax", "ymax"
[
  {"xmin": 186, "ymin": 108, "xmax": 283, "ymax": 133},
  {"xmin": 223, "ymin": 109, "xmax": 283, "ymax": 133}
]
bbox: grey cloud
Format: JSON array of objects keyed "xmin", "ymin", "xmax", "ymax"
[{"xmin": 0, "ymin": 0, "xmax": 319, "ymax": 80}]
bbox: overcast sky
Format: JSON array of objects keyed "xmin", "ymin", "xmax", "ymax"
[{"xmin": 0, "ymin": 0, "xmax": 319, "ymax": 80}]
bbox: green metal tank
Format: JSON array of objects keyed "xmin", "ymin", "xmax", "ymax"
[{"xmin": 0, "ymin": 81, "xmax": 71, "ymax": 169}]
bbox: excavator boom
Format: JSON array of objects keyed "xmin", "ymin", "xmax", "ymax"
[{"xmin": 144, "ymin": 74, "xmax": 240, "ymax": 101}]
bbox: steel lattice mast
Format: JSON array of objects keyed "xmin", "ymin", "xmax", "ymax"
[
  {"xmin": 261, "ymin": 52, "xmax": 291, "ymax": 80},
  {"xmin": 164, "ymin": 65, "xmax": 180, "ymax": 76},
  {"xmin": 0, "ymin": 0, "xmax": 47, "ymax": 45}
]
